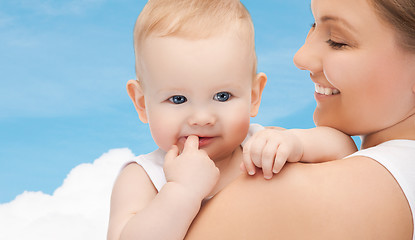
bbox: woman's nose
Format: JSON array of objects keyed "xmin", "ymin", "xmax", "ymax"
[
  {"xmin": 187, "ymin": 109, "xmax": 216, "ymax": 126},
  {"xmin": 293, "ymin": 33, "xmax": 322, "ymax": 74}
]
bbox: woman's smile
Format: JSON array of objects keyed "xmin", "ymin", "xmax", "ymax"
[{"xmin": 314, "ymin": 83, "xmax": 340, "ymax": 96}]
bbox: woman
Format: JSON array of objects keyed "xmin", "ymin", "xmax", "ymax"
[{"xmin": 185, "ymin": 0, "xmax": 415, "ymax": 238}]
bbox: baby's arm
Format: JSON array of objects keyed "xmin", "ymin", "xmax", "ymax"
[
  {"xmin": 288, "ymin": 126, "xmax": 357, "ymax": 162},
  {"xmin": 107, "ymin": 136, "xmax": 219, "ymax": 240},
  {"xmin": 242, "ymin": 126, "xmax": 357, "ymax": 179}
]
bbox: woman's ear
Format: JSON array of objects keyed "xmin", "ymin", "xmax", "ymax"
[
  {"xmin": 250, "ymin": 72, "xmax": 267, "ymax": 117},
  {"xmin": 127, "ymin": 79, "xmax": 148, "ymax": 123}
]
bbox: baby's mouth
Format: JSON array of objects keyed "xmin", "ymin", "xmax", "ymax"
[
  {"xmin": 180, "ymin": 136, "xmax": 214, "ymax": 147},
  {"xmin": 315, "ymin": 84, "xmax": 340, "ymax": 95}
]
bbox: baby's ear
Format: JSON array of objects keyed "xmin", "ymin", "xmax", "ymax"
[
  {"xmin": 250, "ymin": 72, "xmax": 267, "ymax": 117},
  {"xmin": 127, "ymin": 79, "xmax": 148, "ymax": 123}
]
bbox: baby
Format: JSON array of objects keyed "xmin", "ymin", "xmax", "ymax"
[{"xmin": 107, "ymin": 1, "xmax": 357, "ymax": 239}]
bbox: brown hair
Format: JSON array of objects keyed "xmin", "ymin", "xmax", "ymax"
[{"xmin": 369, "ymin": 0, "xmax": 415, "ymax": 51}]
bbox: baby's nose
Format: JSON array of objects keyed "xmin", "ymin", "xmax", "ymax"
[{"xmin": 187, "ymin": 109, "xmax": 216, "ymax": 126}]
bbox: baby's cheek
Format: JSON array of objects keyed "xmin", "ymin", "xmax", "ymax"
[
  {"xmin": 229, "ymin": 115, "xmax": 251, "ymax": 142},
  {"xmin": 148, "ymin": 120, "xmax": 176, "ymax": 152}
]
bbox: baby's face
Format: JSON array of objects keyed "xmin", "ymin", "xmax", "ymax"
[{"xmin": 138, "ymin": 33, "xmax": 256, "ymax": 161}]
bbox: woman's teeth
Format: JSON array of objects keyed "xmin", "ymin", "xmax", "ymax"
[{"xmin": 315, "ymin": 84, "xmax": 340, "ymax": 95}]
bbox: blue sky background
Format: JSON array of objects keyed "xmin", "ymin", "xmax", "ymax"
[{"xmin": 0, "ymin": 0, "xmax": 356, "ymax": 204}]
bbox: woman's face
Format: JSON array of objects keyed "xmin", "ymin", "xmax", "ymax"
[{"xmin": 294, "ymin": 0, "xmax": 415, "ymax": 136}]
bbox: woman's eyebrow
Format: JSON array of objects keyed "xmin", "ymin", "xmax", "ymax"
[{"xmin": 320, "ymin": 15, "xmax": 357, "ymax": 33}]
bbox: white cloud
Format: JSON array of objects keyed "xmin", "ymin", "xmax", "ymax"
[{"xmin": 0, "ymin": 148, "xmax": 135, "ymax": 240}]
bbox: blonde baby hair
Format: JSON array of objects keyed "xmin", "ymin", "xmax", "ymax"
[{"xmin": 133, "ymin": 0, "xmax": 257, "ymax": 80}]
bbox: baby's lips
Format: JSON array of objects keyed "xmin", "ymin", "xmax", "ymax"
[
  {"xmin": 182, "ymin": 135, "xmax": 200, "ymax": 142},
  {"xmin": 176, "ymin": 135, "xmax": 200, "ymax": 150}
]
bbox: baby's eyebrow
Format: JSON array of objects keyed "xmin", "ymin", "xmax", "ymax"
[{"xmin": 155, "ymin": 87, "xmax": 187, "ymax": 95}]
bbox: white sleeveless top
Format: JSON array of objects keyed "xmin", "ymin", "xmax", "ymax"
[
  {"xmin": 348, "ymin": 140, "xmax": 415, "ymax": 239},
  {"xmin": 127, "ymin": 123, "xmax": 265, "ymax": 192}
]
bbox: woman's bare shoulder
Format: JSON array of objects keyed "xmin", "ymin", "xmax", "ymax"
[{"xmin": 186, "ymin": 156, "xmax": 413, "ymax": 239}]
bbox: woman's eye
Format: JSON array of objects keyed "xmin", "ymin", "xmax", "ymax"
[
  {"xmin": 326, "ymin": 39, "xmax": 348, "ymax": 50},
  {"xmin": 168, "ymin": 95, "xmax": 187, "ymax": 104},
  {"xmin": 213, "ymin": 92, "xmax": 231, "ymax": 102}
]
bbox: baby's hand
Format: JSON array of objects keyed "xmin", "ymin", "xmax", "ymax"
[
  {"xmin": 164, "ymin": 135, "xmax": 220, "ymax": 201},
  {"xmin": 241, "ymin": 129, "xmax": 304, "ymax": 179}
]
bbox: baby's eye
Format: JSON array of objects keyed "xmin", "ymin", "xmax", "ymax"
[
  {"xmin": 213, "ymin": 92, "xmax": 231, "ymax": 102},
  {"xmin": 168, "ymin": 95, "xmax": 187, "ymax": 104}
]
